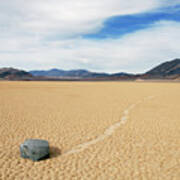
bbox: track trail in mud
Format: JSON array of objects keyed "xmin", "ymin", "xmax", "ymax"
[{"xmin": 64, "ymin": 96, "xmax": 155, "ymax": 156}]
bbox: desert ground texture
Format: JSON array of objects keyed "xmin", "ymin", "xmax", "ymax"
[{"xmin": 0, "ymin": 81, "xmax": 180, "ymax": 180}]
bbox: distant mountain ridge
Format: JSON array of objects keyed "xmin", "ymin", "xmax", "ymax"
[
  {"xmin": 29, "ymin": 58, "xmax": 180, "ymax": 79},
  {"xmin": 0, "ymin": 58, "xmax": 180, "ymax": 80},
  {"xmin": 30, "ymin": 69, "xmax": 98, "ymax": 77},
  {"xmin": 29, "ymin": 69, "xmax": 131, "ymax": 78}
]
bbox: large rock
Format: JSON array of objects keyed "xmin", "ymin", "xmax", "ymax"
[{"xmin": 20, "ymin": 139, "xmax": 50, "ymax": 161}]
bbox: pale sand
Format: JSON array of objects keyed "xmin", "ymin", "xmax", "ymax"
[{"xmin": 0, "ymin": 81, "xmax": 179, "ymax": 179}]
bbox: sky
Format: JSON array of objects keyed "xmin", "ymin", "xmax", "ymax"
[{"xmin": 0, "ymin": 0, "xmax": 180, "ymax": 73}]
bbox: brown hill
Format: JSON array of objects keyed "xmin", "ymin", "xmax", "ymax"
[
  {"xmin": 0, "ymin": 68, "xmax": 33, "ymax": 80},
  {"xmin": 144, "ymin": 59, "xmax": 180, "ymax": 78}
]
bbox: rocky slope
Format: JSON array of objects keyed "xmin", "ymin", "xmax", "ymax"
[{"xmin": 144, "ymin": 59, "xmax": 180, "ymax": 79}]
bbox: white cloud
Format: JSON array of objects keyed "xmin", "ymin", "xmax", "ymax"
[
  {"xmin": 0, "ymin": 1, "xmax": 180, "ymax": 73},
  {"xmin": 0, "ymin": 0, "xmax": 163, "ymax": 37}
]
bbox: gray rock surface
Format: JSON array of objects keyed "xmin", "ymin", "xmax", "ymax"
[{"xmin": 20, "ymin": 139, "xmax": 49, "ymax": 161}]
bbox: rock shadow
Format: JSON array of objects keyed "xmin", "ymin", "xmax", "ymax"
[{"xmin": 50, "ymin": 146, "xmax": 61, "ymax": 158}]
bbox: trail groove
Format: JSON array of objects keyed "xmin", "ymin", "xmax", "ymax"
[{"xmin": 64, "ymin": 96, "xmax": 154, "ymax": 156}]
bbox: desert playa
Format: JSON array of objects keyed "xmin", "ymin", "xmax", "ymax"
[{"xmin": 0, "ymin": 81, "xmax": 180, "ymax": 179}]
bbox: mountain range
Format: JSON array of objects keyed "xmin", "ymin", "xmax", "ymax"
[
  {"xmin": 29, "ymin": 69, "xmax": 132, "ymax": 78},
  {"xmin": 0, "ymin": 58, "xmax": 180, "ymax": 81}
]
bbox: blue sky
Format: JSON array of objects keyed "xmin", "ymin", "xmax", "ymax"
[
  {"xmin": 85, "ymin": 7, "xmax": 180, "ymax": 39},
  {"xmin": 0, "ymin": 0, "xmax": 180, "ymax": 73}
]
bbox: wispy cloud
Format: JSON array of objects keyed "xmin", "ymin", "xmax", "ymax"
[{"xmin": 0, "ymin": 0, "xmax": 161, "ymax": 37}]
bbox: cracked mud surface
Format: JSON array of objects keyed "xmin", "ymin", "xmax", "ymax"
[{"xmin": 0, "ymin": 81, "xmax": 180, "ymax": 179}]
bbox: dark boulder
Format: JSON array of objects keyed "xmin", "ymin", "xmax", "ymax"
[{"xmin": 20, "ymin": 139, "xmax": 49, "ymax": 161}]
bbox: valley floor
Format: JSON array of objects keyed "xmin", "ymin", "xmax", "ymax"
[{"xmin": 0, "ymin": 81, "xmax": 179, "ymax": 179}]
